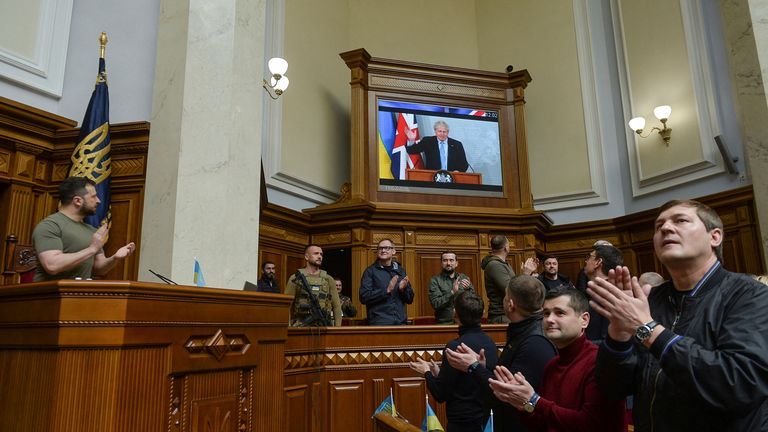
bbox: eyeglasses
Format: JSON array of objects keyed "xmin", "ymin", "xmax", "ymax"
[
  {"xmin": 377, "ymin": 246, "xmax": 394, "ymax": 251},
  {"xmin": 585, "ymin": 253, "xmax": 598, "ymax": 261}
]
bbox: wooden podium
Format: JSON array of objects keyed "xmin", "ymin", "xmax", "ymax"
[
  {"xmin": 405, "ymin": 168, "xmax": 482, "ymax": 184},
  {"xmin": 0, "ymin": 280, "xmax": 291, "ymax": 432}
]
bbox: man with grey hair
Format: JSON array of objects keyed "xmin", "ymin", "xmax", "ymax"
[
  {"xmin": 405, "ymin": 120, "xmax": 469, "ymax": 172},
  {"xmin": 589, "ymin": 199, "xmax": 768, "ymax": 430}
]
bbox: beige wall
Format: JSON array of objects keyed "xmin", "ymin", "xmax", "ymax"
[
  {"xmin": 280, "ymin": 0, "xmax": 481, "ymax": 196},
  {"xmin": 476, "ymin": 0, "xmax": 591, "ymax": 198},
  {"xmin": 619, "ymin": 0, "xmax": 703, "ymax": 175},
  {"xmin": 0, "ymin": 0, "xmax": 41, "ymax": 59},
  {"xmin": 280, "ymin": 0, "xmax": 595, "ymax": 201}
]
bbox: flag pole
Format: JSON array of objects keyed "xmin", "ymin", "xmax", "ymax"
[
  {"xmin": 99, "ymin": 31, "xmax": 108, "ymax": 58},
  {"xmin": 425, "ymin": 394, "xmax": 429, "ymax": 426},
  {"xmin": 390, "ymin": 387, "xmax": 395, "ymax": 416}
]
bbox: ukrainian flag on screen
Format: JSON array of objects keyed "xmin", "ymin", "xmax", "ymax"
[
  {"xmin": 421, "ymin": 402, "xmax": 444, "ymax": 432},
  {"xmin": 378, "ymin": 111, "xmax": 396, "ymax": 179},
  {"xmin": 69, "ymin": 57, "xmax": 112, "ymax": 229}
]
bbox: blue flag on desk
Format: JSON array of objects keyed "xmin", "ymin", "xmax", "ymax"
[
  {"xmin": 69, "ymin": 56, "xmax": 112, "ymax": 229},
  {"xmin": 194, "ymin": 258, "xmax": 206, "ymax": 287},
  {"xmin": 421, "ymin": 401, "xmax": 444, "ymax": 432}
]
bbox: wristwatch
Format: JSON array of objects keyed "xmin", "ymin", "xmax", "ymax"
[
  {"xmin": 635, "ymin": 320, "xmax": 660, "ymax": 342},
  {"xmin": 523, "ymin": 393, "xmax": 540, "ymax": 413},
  {"xmin": 467, "ymin": 361, "xmax": 481, "ymax": 374}
]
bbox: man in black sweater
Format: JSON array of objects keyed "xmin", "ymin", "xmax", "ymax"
[
  {"xmin": 409, "ymin": 290, "xmax": 499, "ymax": 431},
  {"xmin": 445, "ymin": 275, "xmax": 557, "ymax": 431}
]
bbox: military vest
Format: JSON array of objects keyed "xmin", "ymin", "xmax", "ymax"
[{"xmin": 291, "ymin": 269, "xmax": 334, "ymax": 326}]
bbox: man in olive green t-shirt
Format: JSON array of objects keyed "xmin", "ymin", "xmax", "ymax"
[{"xmin": 32, "ymin": 177, "xmax": 136, "ymax": 281}]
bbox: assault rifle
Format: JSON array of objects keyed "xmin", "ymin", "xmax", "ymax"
[{"xmin": 294, "ymin": 270, "xmax": 333, "ymax": 326}]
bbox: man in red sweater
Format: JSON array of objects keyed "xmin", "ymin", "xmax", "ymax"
[{"xmin": 488, "ymin": 286, "xmax": 625, "ymax": 431}]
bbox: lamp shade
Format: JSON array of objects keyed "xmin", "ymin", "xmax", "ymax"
[
  {"xmin": 653, "ymin": 105, "xmax": 672, "ymax": 120},
  {"xmin": 268, "ymin": 57, "xmax": 288, "ymax": 76},
  {"xmin": 628, "ymin": 117, "xmax": 646, "ymax": 132},
  {"xmin": 274, "ymin": 76, "xmax": 290, "ymax": 92}
]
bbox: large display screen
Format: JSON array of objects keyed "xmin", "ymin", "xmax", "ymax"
[{"xmin": 377, "ymin": 100, "xmax": 504, "ymax": 196}]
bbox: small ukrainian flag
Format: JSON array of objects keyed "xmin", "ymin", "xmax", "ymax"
[
  {"xmin": 421, "ymin": 399, "xmax": 444, "ymax": 432},
  {"xmin": 193, "ymin": 258, "xmax": 206, "ymax": 287}
]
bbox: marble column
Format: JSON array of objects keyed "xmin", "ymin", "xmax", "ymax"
[
  {"xmin": 139, "ymin": 0, "xmax": 267, "ymax": 288},
  {"xmin": 747, "ymin": 0, "xmax": 768, "ymax": 266},
  {"xmin": 720, "ymin": 0, "xmax": 768, "ymax": 265}
]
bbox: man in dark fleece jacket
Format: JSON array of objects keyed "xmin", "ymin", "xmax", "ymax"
[
  {"xmin": 589, "ymin": 199, "xmax": 768, "ymax": 431},
  {"xmin": 482, "ymin": 235, "xmax": 515, "ymax": 323},
  {"xmin": 446, "ymin": 275, "xmax": 557, "ymax": 432},
  {"xmin": 409, "ymin": 290, "xmax": 499, "ymax": 431}
]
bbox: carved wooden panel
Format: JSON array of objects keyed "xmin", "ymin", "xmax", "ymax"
[
  {"xmin": 313, "ymin": 231, "xmax": 351, "ymax": 246},
  {"xmin": 0, "ymin": 347, "xmax": 169, "ymax": 431},
  {"xmin": 102, "ymin": 188, "xmax": 143, "ymax": 280},
  {"xmin": 52, "ymin": 161, "xmax": 69, "ymax": 181},
  {"xmin": 14, "ymin": 151, "xmax": 34, "ymax": 178},
  {"xmin": 34, "ymin": 159, "xmax": 47, "ymax": 181},
  {"xmin": 329, "ymin": 381, "xmax": 364, "ymax": 432},
  {"xmin": 284, "ymin": 385, "xmax": 311, "ymax": 432},
  {"xmin": 286, "ymin": 255, "xmax": 305, "ymax": 277},
  {"xmin": 0, "ymin": 149, "xmax": 9, "ymax": 174},
  {"xmin": 414, "ymin": 232, "xmax": 478, "ymax": 248},
  {"xmin": 111, "ymin": 156, "xmax": 146, "ymax": 177},
  {"xmin": 392, "ymin": 378, "xmax": 428, "ymax": 426},
  {"xmin": 372, "ymin": 232, "xmax": 403, "ymax": 246},
  {"xmin": 191, "ymin": 396, "xmax": 237, "ymax": 432}
]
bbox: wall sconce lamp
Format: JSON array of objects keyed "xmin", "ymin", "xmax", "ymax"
[
  {"xmin": 628, "ymin": 105, "xmax": 672, "ymax": 146},
  {"xmin": 262, "ymin": 57, "xmax": 290, "ymax": 100}
]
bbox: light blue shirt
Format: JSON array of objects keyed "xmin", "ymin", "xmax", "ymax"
[{"xmin": 439, "ymin": 141, "xmax": 447, "ymax": 170}]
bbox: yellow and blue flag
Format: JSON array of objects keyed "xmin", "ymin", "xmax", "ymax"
[
  {"xmin": 193, "ymin": 258, "xmax": 206, "ymax": 287},
  {"xmin": 373, "ymin": 394, "xmax": 397, "ymax": 417},
  {"xmin": 69, "ymin": 53, "xmax": 112, "ymax": 229},
  {"xmin": 421, "ymin": 401, "xmax": 444, "ymax": 432}
]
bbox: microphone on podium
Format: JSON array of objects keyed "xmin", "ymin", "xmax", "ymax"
[{"xmin": 149, "ymin": 269, "xmax": 178, "ymax": 285}]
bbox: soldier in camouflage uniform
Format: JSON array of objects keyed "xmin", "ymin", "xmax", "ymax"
[{"xmin": 284, "ymin": 245, "xmax": 342, "ymax": 326}]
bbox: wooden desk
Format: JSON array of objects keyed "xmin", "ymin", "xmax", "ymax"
[
  {"xmin": 284, "ymin": 324, "xmax": 507, "ymax": 432},
  {"xmin": 405, "ymin": 168, "xmax": 483, "ymax": 184},
  {"xmin": 0, "ymin": 280, "xmax": 291, "ymax": 432}
]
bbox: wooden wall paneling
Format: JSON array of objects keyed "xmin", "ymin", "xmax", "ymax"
[
  {"xmin": 0, "ymin": 349, "xmax": 57, "ymax": 431},
  {"xmin": 185, "ymin": 370, "xmax": 241, "ymax": 432},
  {"xmin": 558, "ymin": 259, "xmax": 585, "ymax": 285},
  {"xmin": 392, "ymin": 377, "xmax": 429, "ymax": 426},
  {"xmin": 635, "ymin": 248, "xmax": 661, "ymax": 275},
  {"xmin": 286, "ymin": 255, "xmax": 306, "ymax": 279},
  {"xmin": 329, "ymin": 380, "xmax": 365, "ymax": 432},
  {"xmin": 415, "ymin": 252, "xmax": 442, "ymax": 318},
  {"xmin": 253, "ymin": 341, "xmax": 283, "ymax": 432},
  {"xmin": 312, "ymin": 381, "xmax": 322, "ymax": 432},
  {"xmin": 102, "ymin": 188, "xmax": 143, "ymax": 280},
  {"xmin": 284, "ymin": 385, "xmax": 311, "ymax": 432},
  {"xmin": 5, "ymin": 183, "xmax": 35, "ymax": 244}
]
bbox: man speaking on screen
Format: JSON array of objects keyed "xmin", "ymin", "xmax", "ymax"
[{"xmin": 405, "ymin": 120, "xmax": 469, "ymax": 172}]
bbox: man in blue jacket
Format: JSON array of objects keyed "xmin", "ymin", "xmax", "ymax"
[
  {"xmin": 359, "ymin": 238, "xmax": 415, "ymax": 325},
  {"xmin": 589, "ymin": 199, "xmax": 768, "ymax": 431}
]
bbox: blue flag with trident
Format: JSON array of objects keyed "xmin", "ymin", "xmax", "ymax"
[{"xmin": 69, "ymin": 33, "xmax": 111, "ymax": 229}]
